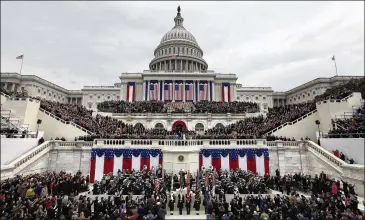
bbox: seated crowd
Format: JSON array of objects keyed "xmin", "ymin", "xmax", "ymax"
[
  {"xmin": 97, "ymin": 100, "xmax": 260, "ymax": 114},
  {"xmin": 0, "ymin": 88, "xmax": 28, "ymax": 98},
  {"xmin": 1, "ymin": 78, "xmax": 364, "ymax": 141},
  {"xmin": 1, "ymin": 169, "xmax": 362, "ymax": 220},
  {"xmin": 198, "ymin": 102, "xmax": 315, "ymax": 139},
  {"xmin": 1, "ymin": 117, "xmax": 29, "ymax": 138},
  {"xmin": 328, "ymin": 105, "xmax": 365, "ymax": 138},
  {"xmin": 313, "ymin": 78, "xmax": 365, "ymax": 103}
]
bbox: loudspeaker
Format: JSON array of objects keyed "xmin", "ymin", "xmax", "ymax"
[
  {"xmin": 37, "ymin": 119, "xmax": 42, "ymax": 124},
  {"xmin": 315, "ymin": 120, "xmax": 320, "ymax": 125}
]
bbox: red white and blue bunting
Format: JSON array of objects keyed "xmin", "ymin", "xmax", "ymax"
[
  {"xmin": 199, "ymin": 148, "xmax": 270, "ymax": 176},
  {"xmin": 90, "ymin": 148, "xmax": 163, "ymax": 183}
]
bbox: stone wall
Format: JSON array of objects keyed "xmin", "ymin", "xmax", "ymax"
[{"xmin": 48, "ymin": 147, "xmax": 91, "ymax": 175}]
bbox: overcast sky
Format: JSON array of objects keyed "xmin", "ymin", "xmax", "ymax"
[{"xmin": 1, "ymin": 1, "xmax": 364, "ymax": 91}]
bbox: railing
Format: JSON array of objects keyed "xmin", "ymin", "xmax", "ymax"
[
  {"xmin": 0, "ymin": 92, "xmax": 10, "ymax": 98},
  {"xmin": 264, "ymin": 109, "xmax": 317, "ymax": 136},
  {"xmin": 39, "ymin": 108, "xmax": 94, "ymax": 135},
  {"xmin": 321, "ymin": 133, "xmax": 365, "ymax": 138},
  {"xmin": 1, "ymin": 140, "xmax": 94, "ymax": 171},
  {"xmin": 7, "ymin": 97, "xmax": 40, "ymax": 103},
  {"xmin": 108, "ymin": 112, "xmax": 249, "ymax": 117},
  {"xmin": 305, "ymin": 140, "xmax": 358, "ymax": 168},
  {"xmin": 93, "ymin": 139, "xmax": 303, "ymax": 148},
  {"xmin": 1, "ymin": 110, "xmax": 30, "ymax": 132}
]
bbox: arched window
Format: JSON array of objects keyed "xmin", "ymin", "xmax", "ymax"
[
  {"xmin": 155, "ymin": 123, "xmax": 164, "ymax": 130},
  {"xmin": 134, "ymin": 123, "xmax": 145, "ymax": 130},
  {"xmin": 195, "ymin": 123, "xmax": 204, "ymax": 132},
  {"xmin": 215, "ymin": 123, "xmax": 224, "ymax": 129}
]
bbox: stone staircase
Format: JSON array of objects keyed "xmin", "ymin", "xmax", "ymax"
[{"xmin": 166, "ymin": 214, "xmax": 206, "ymax": 219}]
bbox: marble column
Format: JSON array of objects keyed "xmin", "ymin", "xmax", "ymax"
[
  {"xmin": 185, "ymin": 60, "xmax": 188, "ymax": 71},
  {"xmin": 169, "ymin": 60, "xmax": 172, "ymax": 71},
  {"xmin": 180, "ymin": 60, "xmax": 183, "ymax": 71},
  {"xmin": 182, "ymin": 81, "xmax": 185, "ymax": 102},
  {"xmin": 172, "ymin": 81, "xmax": 175, "ymax": 102},
  {"xmin": 174, "ymin": 59, "xmax": 177, "ymax": 71},
  {"xmin": 120, "ymin": 83, "xmax": 125, "ymax": 101},
  {"xmin": 142, "ymin": 81, "xmax": 146, "ymax": 101},
  {"xmin": 11, "ymin": 83, "xmax": 16, "ymax": 91},
  {"xmin": 162, "ymin": 80, "xmax": 164, "ymax": 101}
]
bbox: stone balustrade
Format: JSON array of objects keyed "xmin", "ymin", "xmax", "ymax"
[
  {"xmin": 93, "ymin": 139, "xmax": 268, "ymax": 148},
  {"xmin": 39, "ymin": 108, "xmax": 94, "ymax": 135}
]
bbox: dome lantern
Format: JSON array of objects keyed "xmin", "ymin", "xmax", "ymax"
[{"xmin": 174, "ymin": 6, "xmax": 184, "ymax": 27}]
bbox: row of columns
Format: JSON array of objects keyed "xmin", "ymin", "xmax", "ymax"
[
  {"xmin": 2, "ymin": 82, "xmax": 18, "ymax": 92},
  {"xmin": 143, "ymin": 80, "xmax": 214, "ymax": 102},
  {"xmin": 152, "ymin": 59, "xmax": 205, "ymax": 72},
  {"xmin": 68, "ymin": 97, "xmax": 82, "ymax": 104},
  {"xmin": 120, "ymin": 82, "xmax": 143, "ymax": 101}
]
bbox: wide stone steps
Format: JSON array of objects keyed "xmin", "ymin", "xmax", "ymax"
[{"xmin": 166, "ymin": 214, "xmax": 206, "ymax": 219}]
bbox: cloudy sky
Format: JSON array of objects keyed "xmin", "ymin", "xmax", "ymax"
[{"xmin": 1, "ymin": 1, "xmax": 364, "ymax": 91}]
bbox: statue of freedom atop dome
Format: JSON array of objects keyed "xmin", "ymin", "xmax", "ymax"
[{"xmin": 177, "ymin": 6, "xmax": 181, "ymax": 13}]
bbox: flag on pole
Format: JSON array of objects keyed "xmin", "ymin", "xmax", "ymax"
[
  {"xmin": 154, "ymin": 179, "xmax": 159, "ymax": 194},
  {"xmin": 187, "ymin": 170, "xmax": 191, "ymax": 194},
  {"xmin": 179, "ymin": 170, "xmax": 183, "ymax": 189},
  {"xmin": 204, "ymin": 170, "xmax": 209, "ymax": 188},
  {"xmin": 172, "ymin": 54, "xmax": 179, "ymax": 59},
  {"xmin": 213, "ymin": 168, "xmax": 217, "ymax": 186},
  {"xmin": 196, "ymin": 169, "xmax": 200, "ymax": 192},
  {"xmin": 171, "ymin": 171, "xmax": 174, "ymax": 191},
  {"xmin": 332, "ymin": 55, "xmax": 335, "ymax": 61},
  {"xmin": 16, "ymin": 55, "xmax": 24, "ymax": 59}
]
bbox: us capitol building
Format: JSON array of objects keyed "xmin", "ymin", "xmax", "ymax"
[{"xmin": 0, "ymin": 7, "xmax": 358, "ymax": 114}]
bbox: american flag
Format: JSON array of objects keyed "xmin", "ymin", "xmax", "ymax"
[
  {"xmin": 187, "ymin": 170, "xmax": 191, "ymax": 195},
  {"xmin": 185, "ymin": 83, "xmax": 194, "ymax": 101},
  {"xmin": 199, "ymin": 83, "xmax": 208, "ymax": 101},
  {"xmin": 175, "ymin": 83, "xmax": 183, "ymax": 101},
  {"xmin": 154, "ymin": 179, "xmax": 159, "ymax": 194},
  {"xmin": 164, "ymin": 83, "xmax": 173, "ymax": 101},
  {"xmin": 213, "ymin": 168, "xmax": 217, "ymax": 186},
  {"xmin": 149, "ymin": 83, "xmax": 159, "ymax": 101}
]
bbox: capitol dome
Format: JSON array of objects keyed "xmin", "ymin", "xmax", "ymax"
[
  {"xmin": 149, "ymin": 6, "xmax": 208, "ymax": 72},
  {"xmin": 160, "ymin": 26, "xmax": 198, "ymax": 45}
]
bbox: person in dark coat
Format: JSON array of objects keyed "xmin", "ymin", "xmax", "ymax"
[
  {"xmin": 177, "ymin": 193, "xmax": 184, "ymax": 215},
  {"xmin": 185, "ymin": 191, "xmax": 191, "ymax": 215},
  {"xmin": 168, "ymin": 193, "xmax": 175, "ymax": 215},
  {"xmin": 194, "ymin": 193, "xmax": 201, "ymax": 215}
]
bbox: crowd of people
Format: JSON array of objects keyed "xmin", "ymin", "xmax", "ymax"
[
  {"xmin": 0, "ymin": 167, "xmax": 363, "ymax": 220},
  {"xmin": 0, "ymin": 87, "xmax": 28, "ymax": 98},
  {"xmin": 196, "ymin": 102, "xmax": 315, "ymax": 139},
  {"xmin": 1, "ymin": 77, "xmax": 364, "ymax": 140},
  {"xmin": 333, "ymin": 150, "xmax": 355, "ymax": 164},
  {"xmin": 96, "ymin": 100, "xmax": 260, "ymax": 114},
  {"xmin": 328, "ymin": 105, "xmax": 365, "ymax": 138},
  {"xmin": 1, "ymin": 117, "xmax": 30, "ymax": 138},
  {"xmin": 314, "ymin": 78, "xmax": 365, "ymax": 103},
  {"xmin": 0, "ymin": 171, "xmax": 89, "ymax": 219}
]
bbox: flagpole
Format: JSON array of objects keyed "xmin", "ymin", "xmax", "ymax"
[
  {"xmin": 19, "ymin": 57, "xmax": 24, "ymax": 75},
  {"xmin": 332, "ymin": 55, "xmax": 338, "ymax": 76},
  {"xmin": 334, "ymin": 60, "xmax": 338, "ymax": 76}
]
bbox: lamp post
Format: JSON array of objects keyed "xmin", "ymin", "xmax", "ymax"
[
  {"xmin": 36, "ymin": 119, "xmax": 42, "ymax": 138},
  {"xmin": 315, "ymin": 120, "xmax": 321, "ymax": 145}
]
